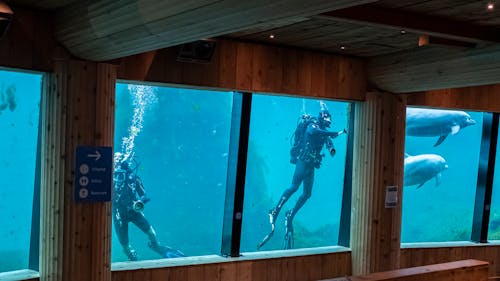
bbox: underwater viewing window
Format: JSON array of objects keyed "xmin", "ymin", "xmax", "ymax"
[
  {"xmin": 112, "ymin": 83, "xmax": 234, "ymax": 262},
  {"xmin": 401, "ymin": 106, "xmax": 484, "ymax": 243},
  {"xmin": 0, "ymin": 70, "xmax": 42, "ymax": 273},
  {"xmin": 241, "ymin": 94, "xmax": 351, "ymax": 253}
]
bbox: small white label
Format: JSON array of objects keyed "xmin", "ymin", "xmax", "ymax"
[{"xmin": 385, "ymin": 186, "xmax": 398, "ymax": 208}]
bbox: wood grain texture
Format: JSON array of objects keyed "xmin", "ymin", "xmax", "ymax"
[
  {"xmin": 351, "ymin": 92, "xmax": 406, "ymax": 274},
  {"xmin": 406, "ymin": 84, "xmax": 500, "ymax": 113},
  {"xmin": 368, "ymin": 45, "xmax": 500, "ymax": 93},
  {"xmin": 0, "ymin": 7, "xmax": 55, "ymax": 72},
  {"xmin": 54, "ymin": 0, "xmax": 377, "ymax": 60},
  {"xmin": 401, "ymin": 245, "xmax": 500, "ymax": 277},
  {"xmin": 320, "ymin": 259, "xmax": 489, "ymax": 281},
  {"xmin": 110, "ymin": 252, "xmax": 351, "ymax": 281},
  {"xmin": 117, "ymin": 39, "xmax": 367, "ymax": 101},
  {"xmin": 40, "ymin": 59, "xmax": 115, "ymax": 281}
]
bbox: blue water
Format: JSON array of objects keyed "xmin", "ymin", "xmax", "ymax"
[
  {"xmin": 402, "ymin": 108, "xmax": 484, "ymax": 243},
  {"xmin": 0, "ymin": 70, "xmax": 42, "ymax": 272},
  {"xmin": 112, "ymin": 84, "xmax": 349, "ymax": 261},
  {"xmin": 241, "ymin": 94, "xmax": 349, "ymax": 251},
  {"xmin": 112, "ymin": 84, "xmax": 233, "ymax": 261}
]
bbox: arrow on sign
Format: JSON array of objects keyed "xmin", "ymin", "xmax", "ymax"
[{"xmin": 87, "ymin": 150, "xmax": 101, "ymax": 161}]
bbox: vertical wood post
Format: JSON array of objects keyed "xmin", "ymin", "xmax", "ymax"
[
  {"xmin": 40, "ymin": 59, "xmax": 116, "ymax": 281},
  {"xmin": 350, "ymin": 92, "xmax": 406, "ymax": 274}
]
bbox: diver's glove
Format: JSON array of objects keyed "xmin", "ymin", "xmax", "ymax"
[{"xmin": 330, "ymin": 129, "xmax": 346, "ymax": 139}]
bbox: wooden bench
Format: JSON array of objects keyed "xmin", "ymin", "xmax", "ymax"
[{"xmin": 319, "ymin": 259, "xmax": 489, "ymax": 281}]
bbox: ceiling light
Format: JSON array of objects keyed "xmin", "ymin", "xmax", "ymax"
[
  {"xmin": 0, "ymin": 1, "xmax": 13, "ymax": 39},
  {"xmin": 487, "ymin": 3, "xmax": 494, "ymax": 10},
  {"xmin": 269, "ymin": 34, "xmax": 275, "ymax": 39},
  {"xmin": 400, "ymin": 29, "xmax": 407, "ymax": 35},
  {"xmin": 340, "ymin": 45, "xmax": 346, "ymax": 50}
]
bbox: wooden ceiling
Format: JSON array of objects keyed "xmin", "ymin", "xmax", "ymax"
[{"xmin": 6, "ymin": 0, "xmax": 500, "ymax": 93}]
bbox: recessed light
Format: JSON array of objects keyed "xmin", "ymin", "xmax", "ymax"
[
  {"xmin": 487, "ymin": 3, "xmax": 494, "ymax": 10},
  {"xmin": 340, "ymin": 45, "xmax": 346, "ymax": 50},
  {"xmin": 269, "ymin": 34, "xmax": 275, "ymax": 39},
  {"xmin": 400, "ymin": 29, "xmax": 407, "ymax": 35}
]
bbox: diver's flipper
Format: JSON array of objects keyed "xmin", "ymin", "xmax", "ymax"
[
  {"xmin": 149, "ymin": 242, "xmax": 185, "ymax": 258},
  {"xmin": 257, "ymin": 210, "xmax": 277, "ymax": 250},
  {"xmin": 416, "ymin": 182, "xmax": 425, "ymax": 189},
  {"xmin": 257, "ymin": 230, "xmax": 275, "ymax": 250},
  {"xmin": 434, "ymin": 135, "xmax": 448, "ymax": 147},
  {"xmin": 164, "ymin": 247, "xmax": 186, "ymax": 258},
  {"xmin": 283, "ymin": 210, "xmax": 294, "ymax": 250}
]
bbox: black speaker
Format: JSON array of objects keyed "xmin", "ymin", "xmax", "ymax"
[
  {"xmin": 0, "ymin": 2, "xmax": 13, "ymax": 40},
  {"xmin": 177, "ymin": 40, "xmax": 216, "ymax": 63}
]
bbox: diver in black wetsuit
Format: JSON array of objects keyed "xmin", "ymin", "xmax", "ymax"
[
  {"xmin": 113, "ymin": 160, "xmax": 184, "ymax": 261},
  {"xmin": 258, "ymin": 109, "xmax": 347, "ymax": 250}
]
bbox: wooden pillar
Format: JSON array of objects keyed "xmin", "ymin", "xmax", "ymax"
[
  {"xmin": 40, "ymin": 58, "xmax": 116, "ymax": 281},
  {"xmin": 350, "ymin": 91, "xmax": 406, "ymax": 275}
]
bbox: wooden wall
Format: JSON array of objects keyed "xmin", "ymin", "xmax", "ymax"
[
  {"xmin": 401, "ymin": 245, "xmax": 500, "ymax": 276},
  {"xmin": 0, "ymin": 7, "xmax": 55, "ymax": 72},
  {"xmin": 40, "ymin": 59, "xmax": 116, "ymax": 281},
  {"xmin": 116, "ymin": 39, "xmax": 367, "ymax": 101},
  {"xmin": 351, "ymin": 92, "xmax": 406, "ymax": 274},
  {"xmin": 406, "ymin": 84, "xmax": 500, "ymax": 112},
  {"xmin": 111, "ymin": 252, "xmax": 351, "ymax": 281}
]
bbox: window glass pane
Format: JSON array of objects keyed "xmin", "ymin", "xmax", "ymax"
[
  {"xmin": 241, "ymin": 94, "xmax": 350, "ymax": 252},
  {"xmin": 0, "ymin": 70, "xmax": 42, "ymax": 272},
  {"xmin": 488, "ymin": 123, "xmax": 500, "ymax": 240},
  {"xmin": 112, "ymin": 83, "xmax": 233, "ymax": 262},
  {"xmin": 402, "ymin": 107, "xmax": 483, "ymax": 243}
]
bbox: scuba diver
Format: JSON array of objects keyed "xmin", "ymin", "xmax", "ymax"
[
  {"xmin": 258, "ymin": 108, "xmax": 347, "ymax": 250},
  {"xmin": 113, "ymin": 158, "xmax": 185, "ymax": 261}
]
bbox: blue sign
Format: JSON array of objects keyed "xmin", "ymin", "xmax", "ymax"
[{"xmin": 74, "ymin": 146, "xmax": 113, "ymax": 202}]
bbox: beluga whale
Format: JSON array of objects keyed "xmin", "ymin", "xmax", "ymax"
[
  {"xmin": 404, "ymin": 153, "xmax": 448, "ymax": 189},
  {"xmin": 406, "ymin": 107, "xmax": 476, "ymax": 147}
]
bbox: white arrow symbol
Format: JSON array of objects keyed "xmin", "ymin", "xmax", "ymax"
[{"xmin": 87, "ymin": 150, "xmax": 101, "ymax": 161}]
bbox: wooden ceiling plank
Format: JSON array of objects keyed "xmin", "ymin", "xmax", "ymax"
[
  {"xmin": 368, "ymin": 44, "xmax": 500, "ymax": 93},
  {"xmin": 321, "ymin": 5, "xmax": 500, "ymax": 44},
  {"xmin": 55, "ymin": 0, "xmax": 380, "ymax": 60}
]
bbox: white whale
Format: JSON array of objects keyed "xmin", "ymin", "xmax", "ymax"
[
  {"xmin": 406, "ymin": 108, "xmax": 476, "ymax": 147},
  {"xmin": 404, "ymin": 153, "xmax": 448, "ymax": 189}
]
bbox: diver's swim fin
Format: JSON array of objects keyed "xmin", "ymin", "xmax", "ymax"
[
  {"xmin": 149, "ymin": 242, "xmax": 185, "ymax": 258},
  {"xmin": 283, "ymin": 210, "xmax": 294, "ymax": 250},
  {"xmin": 257, "ymin": 209, "xmax": 278, "ymax": 249},
  {"xmin": 164, "ymin": 247, "xmax": 186, "ymax": 258}
]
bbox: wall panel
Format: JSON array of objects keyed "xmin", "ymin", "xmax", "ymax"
[
  {"xmin": 406, "ymin": 84, "xmax": 500, "ymax": 112},
  {"xmin": 401, "ymin": 245, "xmax": 500, "ymax": 276},
  {"xmin": 117, "ymin": 39, "xmax": 367, "ymax": 100},
  {"xmin": 0, "ymin": 7, "xmax": 55, "ymax": 72},
  {"xmin": 110, "ymin": 252, "xmax": 351, "ymax": 281}
]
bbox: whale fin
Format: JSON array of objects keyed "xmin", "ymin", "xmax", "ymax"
[
  {"xmin": 451, "ymin": 125, "xmax": 460, "ymax": 135},
  {"xmin": 434, "ymin": 135, "xmax": 448, "ymax": 147},
  {"xmin": 435, "ymin": 173, "xmax": 442, "ymax": 186}
]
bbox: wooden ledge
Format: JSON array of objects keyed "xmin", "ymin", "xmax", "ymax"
[{"xmin": 320, "ymin": 259, "xmax": 489, "ymax": 281}]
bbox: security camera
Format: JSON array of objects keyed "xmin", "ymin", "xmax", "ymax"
[{"xmin": 0, "ymin": 1, "xmax": 13, "ymax": 39}]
